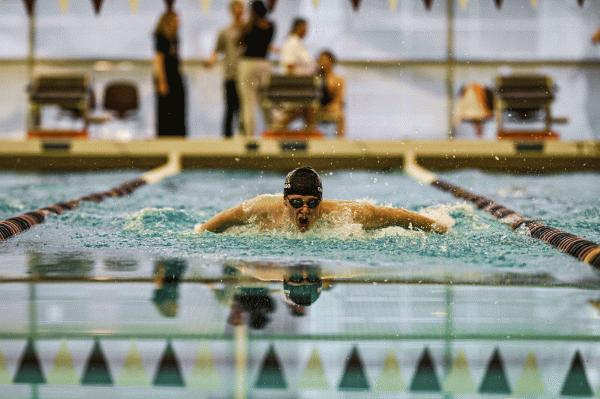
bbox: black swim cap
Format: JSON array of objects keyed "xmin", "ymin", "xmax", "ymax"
[
  {"xmin": 283, "ymin": 279, "xmax": 322, "ymax": 306},
  {"xmin": 284, "ymin": 167, "xmax": 323, "ymax": 199}
]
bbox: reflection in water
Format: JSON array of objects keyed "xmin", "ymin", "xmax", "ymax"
[
  {"xmin": 230, "ymin": 260, "xmax": 372, "ymax": 308},
  {"xmin": 230, "ymin": 288, "xmax": 276, "ymax": 330},
  {"xmin": 27, "ymin": 251, "xmax": 94, "ymax": 277},
  {"xmin": 104, "ymin": 257, "xmax": 139, "ymax": 272},
  {"xmin": 283, "ymin": 263, "xmax": 323, "ymax": 306},
  {"xmin": 152, "ymin": 259, "xmax": 187, "ymax": 318}
]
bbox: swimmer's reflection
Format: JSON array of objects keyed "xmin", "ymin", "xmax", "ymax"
[
  {"xmin": 152, "ymin": 259, "xmax": 187, "ymax": 318},
  {"xmin": 229, "ymin": 261, "xmax": 366, "ymax": 308},
  {"xmin": 212, "ymin": 266, "xmax": 304, "ymax": 330},
  {"xmin": 282, "ymin": 264, "xmax": 324, "ymax": 307}
]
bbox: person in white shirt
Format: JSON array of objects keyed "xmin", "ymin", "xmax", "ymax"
[
  {"xmin": 280, "ymin": 18, "xmax": 313, "ymax": 75},
  {"xmin": 273, "ymin": 18, "xmax": 316, "ymax": 131}
]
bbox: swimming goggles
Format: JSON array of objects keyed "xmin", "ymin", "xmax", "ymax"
[
  {"xmin": 288, "ymin": 198, "xmax": 321, "ymax": 209},
  {"xmin": 288, "ymin": 274, "xmax": 321, "ymax": 284}
]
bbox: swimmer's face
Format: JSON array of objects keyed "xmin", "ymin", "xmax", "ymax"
[{"xmin": 284, "ymin": 195, "xmax": 322, "ymax": 232}]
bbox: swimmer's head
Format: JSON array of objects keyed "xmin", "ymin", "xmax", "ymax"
[
  {"xmin": 284, "ymin": 167, "xmax": 323, "ymax": 232},
  {"xmin": 284, "ymin": 166, "xmax": 322, "ymax": 199},
  {"xmin": 283, "ymin": 274, "xmax": 322, "ymax": 306},
  {"xmin": 282, "ymin": 263, "xmax": 322, "ymax": 306}
]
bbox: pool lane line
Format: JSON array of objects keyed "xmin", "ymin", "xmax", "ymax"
[
  {"xmin": 403, "ymin": 152, "xmax": 600, "ymax": 268},
  {"xmin": 0, "ymin": 151, "xmax": 181, "ymax": 243}
]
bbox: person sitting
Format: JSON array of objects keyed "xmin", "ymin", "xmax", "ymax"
[
  {"xmin": 452, "ymin": 82, "xmax": 494, "ymax": 139},
  {"xmin": 280, "ymin": 18, "xmax": 314, "ymax": 75},
  {"xmin": 315, "ymin": 50, "xmax": 345, "ymax": 138},
  {"xmin": 195, "ymin": 166, "xmax": 448, "ymax": 234},
  {"xmin": 273, "ymin": 50, "xmax": 345, "ymax": 136}
]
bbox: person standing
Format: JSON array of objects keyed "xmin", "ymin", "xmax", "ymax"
[
  {"xmin": 237, "ymin": 0, "xmax": 276, "ymax": 137},
  {"xmin": 280, "ymin": 18, "xmax": 313, "ymax": 75},
  {"xmin": 204, "ymin": 0, "xmax": 245, "ymax": 138},
  {"xmin": 153, "ymin": 11, "xmax": 187, "ymax": 137}
]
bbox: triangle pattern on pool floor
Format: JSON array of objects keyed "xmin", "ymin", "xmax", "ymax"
[
  {"xmin": 82, "ymin": 340, "xmax": 112, "ymax": 385},
  {"xmin": 338, "ymin": 346, "xmax": 369, "ymax": 391},
  {"xmin": 14, "ymin": 340, "xmax": 45, "ymax": 384},
  {"xmin": 443, "ymin": 349, "xmax": 475, "ymax": 394},
  {"xmin": 0, "ymin": 346, "xmax": 12, "ymax": 384},
  {"xmin": 514, "ymin": 350, "xmax": 545, "ymax": 396},
  {"xmin": 255, "ymin": 344, "xmax": 287, "ymax": 389},
  {"xmin": 410, "ymin": 347, "xmax": 440, "ymax": 392},
  {"xmin": 479, "ymin": 348, "xmax": 510, "ymax": 394},
  {"xmin": 186, "ymin": 341, "xmax": 221, "ymax": 389},
  {"xmin": 153, "ymin": 341, "xmax": 184, "ymax": 387},
  {"xmin": 47, "ymin": 340, "xmax": 79, "ymax": 386},
  {"xmin": 375, "ymin": 348, "xmax": 405, "ymax": 392},
  {"xmin": 298, "ymin": 346, "xmax": 328, "ymax": 390},
  {"xmin": 561, "ymin": 350, "xmax": 592, "ymax": 397},
  {"xmin": 117, "ymin": 340, "xmax": 150, "ymax": 387}
]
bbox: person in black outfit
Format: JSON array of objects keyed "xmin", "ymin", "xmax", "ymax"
[{"xmin": 153, "ymin": 11, "xmax": 187, "ymax": 137}]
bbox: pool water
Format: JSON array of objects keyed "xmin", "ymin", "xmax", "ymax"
[
  {"xmin": 1, "ymin": 169, "xmax": 599, "ymax": 398},
  {"xmin": 1, "ymin": 170, "xmax": 599, "ymax": 275}
]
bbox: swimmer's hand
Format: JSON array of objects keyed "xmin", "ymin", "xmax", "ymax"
[
  {"xmin": 194, "ymin": 223, "xmax": 206, "ymax": 233},
  {"xmin": 431, "ymin": 221, "xmax": 449, "ymax": 234}
]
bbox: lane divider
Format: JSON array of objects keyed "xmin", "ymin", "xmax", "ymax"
[
  {"xmin": 404, "ymin": 152, "xmax": 600, "ymax": 267},
  {"xmin": 0, "ymin": 151, "xmax": 181, "ymax": 243}
]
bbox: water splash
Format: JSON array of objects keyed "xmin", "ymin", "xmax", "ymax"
[
  {"xmin": 124, "ymin": 207, "xmax": 204, "ymax": 233},
  {"xmin": 0, "ymin": 196, "xmax": 24, "ymax": 215}
]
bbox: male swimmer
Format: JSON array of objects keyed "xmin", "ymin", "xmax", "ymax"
[{"xmin": 195, "ymin": 166, "xmax": 448, "ymax": 234}]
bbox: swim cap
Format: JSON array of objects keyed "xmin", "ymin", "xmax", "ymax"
[
  {"xmin": 283, "ymin": 279, "xmax": 322, "ymax": 306},
  {"xmin": 284, "ymin": 167, "xmax": 323, "ymax": 199}
]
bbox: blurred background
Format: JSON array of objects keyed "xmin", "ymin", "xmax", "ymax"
[{"xmin": 1, "ymin": 0, "xmax": 599, "ymax": 141}]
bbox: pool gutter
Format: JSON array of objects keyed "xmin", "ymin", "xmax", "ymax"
[{"xmin": 0, "ymin": 138, "xmax": 598, "ymax": 173}]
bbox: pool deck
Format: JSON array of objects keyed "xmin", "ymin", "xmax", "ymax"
[{"xmin": 0, "ymin": 138, "xmax": 598, "ymax": 173}]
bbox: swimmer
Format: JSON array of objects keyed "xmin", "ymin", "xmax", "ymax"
[{"xmin": 195, "ymin": 166, "xmax": 449, "ymax": 234}]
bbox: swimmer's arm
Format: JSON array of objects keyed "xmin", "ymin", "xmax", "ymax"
[
  {"xmin": 195, "ymin": 204, "xmax": 250, "ymax": 233},
  {"xmin": 366, "ymin": 206, "xmax": 448, "ymax": 234},
  {"xmin": 330, "ymin": 202, "xmax": 447, "ymax": 234}
]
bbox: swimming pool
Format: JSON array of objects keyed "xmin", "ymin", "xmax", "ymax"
[{"xmin": 1, "ymin": 169, "xmax": 599, "ymax": 398}]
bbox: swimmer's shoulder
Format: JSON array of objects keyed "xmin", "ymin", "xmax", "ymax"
[
  {"xmin": 241, "ymin": 194, "xmax": 284, "ymax": 214},
  {"xmin": 321, "ymin": 199, "xmax": 361, "ymax": 212}
]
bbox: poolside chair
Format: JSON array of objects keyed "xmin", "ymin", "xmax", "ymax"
[
  {"xmin": 260, "ymin": 74, "xmax": 324, "ymax": 139},
  {"xmin": 494, "ymin": 74, "xmax": 567, "ymax": 140},
  {"xmin": 103, "ymin": 81, "xmax": 139, "ymax": 119},
  {"xmin": 27, "ymin": 74, "xmax": 91, "ymax": 138}
]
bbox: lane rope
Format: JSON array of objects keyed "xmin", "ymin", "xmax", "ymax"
[
  {"xmin": 404, "ymin": 152, "xmax": 600, "ymax": 267},
  {"xmin": 0, "ymin": 151, "xmax": 181, "ymax": 243}
]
